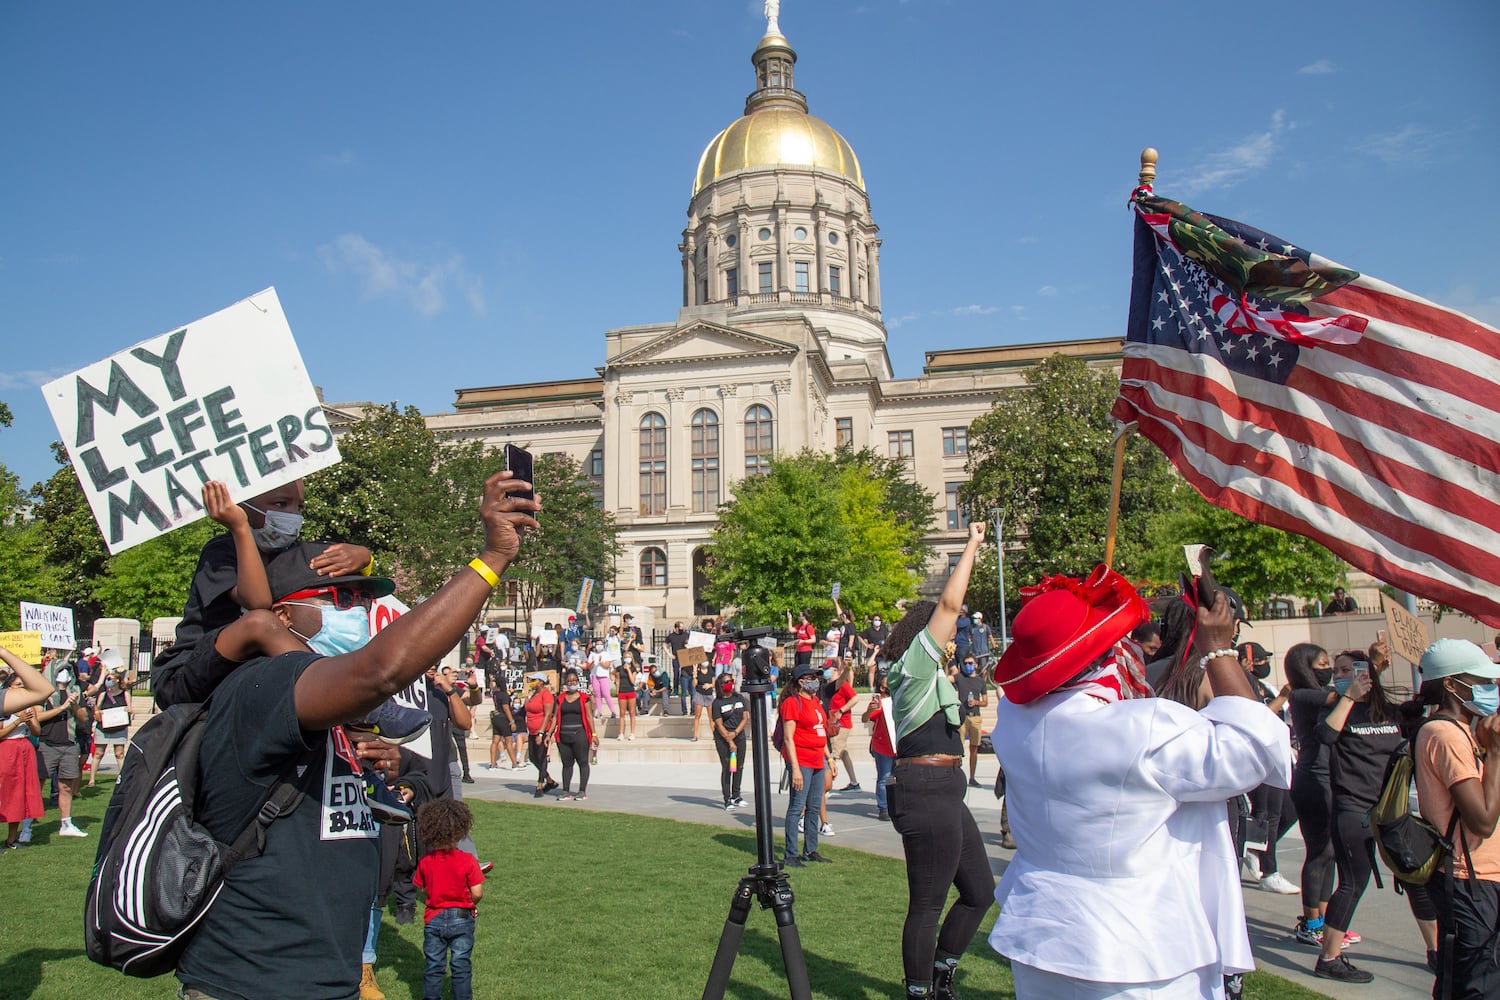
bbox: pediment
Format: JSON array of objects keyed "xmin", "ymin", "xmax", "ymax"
[{"xmin": 611, "ymin": 321, "xmax": 798, "ymax": 368}]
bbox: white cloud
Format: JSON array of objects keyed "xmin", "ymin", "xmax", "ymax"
[
  {"xmin": 886, "ymin": 311, "xmax": 920, "ymax": 329},
  {"xmin": 1176, "ymin": 109, "xmax": 1288, "ymax": 196},
  {"xmin": 0, "ymin": 368, "xmax": 69, "ymax": 391},
  {"xmin": 950, "ymin": 304, "xmax": 1000, "ymax": 316},
  {"xmin": 1297, "ymin": 59, "xmax": 1335, "ymax": 75},
  {"xmin": 1017, "ymin": 235, "xmax": 1040, "ymax": 245},
  {"xmin": 1037, "ymin": 285, "xmax": 1058, "ymax": 297},
  {"xmin": 320, "ymin": 234, "xmax": 486, "ymax": 317},
  {"xmin": 1355, "ymin": 124, "xmax": 1447, "ymax": 167},
  {"xmin": 312, "ymin": 149, "xmax": 359, "ymax": 170}
]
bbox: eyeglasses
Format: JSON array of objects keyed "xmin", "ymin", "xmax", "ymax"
[{"xmin": 281, "ymin": 586, "xmax": 376, "ymax": 610}]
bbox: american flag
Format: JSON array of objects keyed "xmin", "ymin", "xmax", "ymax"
[{"xmin": 1113, "ymin": 192, "xmax": 1500, "ymax": 626}]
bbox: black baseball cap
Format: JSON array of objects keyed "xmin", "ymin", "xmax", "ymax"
[
  {"xmin": 791, "ymin": 663, "xmax": 818, "ymax": 681},
  {"xmin": 264, "ymin": 541, "xmax": 395, "ymax": 603},
  {"xmin": 1238, "ymin": 641, "xmax": 1270, "ymax": 665}
]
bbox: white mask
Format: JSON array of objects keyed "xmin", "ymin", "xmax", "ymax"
[{"xmin": 245, "ymin": 504, "xmax": 303, "ymax": 550}]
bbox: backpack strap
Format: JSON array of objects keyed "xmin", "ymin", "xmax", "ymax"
[{"xmin": 220, "ymin": 760, "xmax": 319, "ymax": 872}]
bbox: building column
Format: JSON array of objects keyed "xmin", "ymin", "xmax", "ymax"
[
  {"xmin": 666, "ymin": 387, "xmax": 688, "ymax": 511},
  {"xmin": 868, "ymin": 237, "xmax": 883, "ymax": 310},
  {"xmin": 737, "ymin": 217, "xmax": 750, "ymax": 301}
]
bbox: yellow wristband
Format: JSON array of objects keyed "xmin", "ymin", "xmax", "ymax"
[
  {"xmin": 359, "ymin": 557, "xmax": 374, "ymax": 577},
  {"xmin": 468, "ymin": 558, "xmax": 500, "ymax": 589}
]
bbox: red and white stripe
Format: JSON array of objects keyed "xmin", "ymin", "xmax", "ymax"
[{"xmin": 1116, "ymin": 255, "xmax": 1500, "ymax": 626}]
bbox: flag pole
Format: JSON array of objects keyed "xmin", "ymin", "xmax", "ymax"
[{"xmin": 1105, "ymin": 149, "xmax": 1158, "ymax": 570}]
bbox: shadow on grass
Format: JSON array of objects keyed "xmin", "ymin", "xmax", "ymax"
[
  {"xmin": 1, "ymin": 948, "xmax": 86, "ymax": 999},
  {"xmin": 376, "ymin": 916, "xmax": 427, "ymax": 995}
]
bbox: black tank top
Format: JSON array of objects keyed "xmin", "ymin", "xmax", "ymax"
[{"xmin": 558, "ymin": 695, "xmax": 585, "ymax": 736}]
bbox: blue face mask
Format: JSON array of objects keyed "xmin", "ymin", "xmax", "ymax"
[
  {"xmin": 289, "ymin": 604, "xmax": 371, "ymax": 657},
  {"xmin": 1332, "ymin": 678, "xmax": 1353, "ymax": 696},
  {"xmin": 1457, "ymin": 679, "xmax": 1500, "ymax": 717},
  {"xmin": 961, "ymin": 663, "xmax": 976, "ymax": 676},
  {"xmin": 822, "ymin": 668, "xmax": 835, "ymax": 681}
]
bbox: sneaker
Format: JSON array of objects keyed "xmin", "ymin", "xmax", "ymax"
[
  {"xmin": 724, "ymin": 802, "xmax": 735, "ymax": 811},
  {"xmin": 820, "ymin": 822, "xmax": 835, "ymax": 836},
  {"xmin": 479, "ymin": 861, "xmax": 495, "ymax": 875},
  {"xmin": 733, "ymin": 797, "xmax": 748, "ymax": 807},
  {"xmin": 1240, "ymin": 856, "xmax": 1261, "ymax": 883},
  {"xmin": 783, "ymin": 854, "xmax": 805, "ymax": 868},
  {"xmin": 394, "ymin": 904, "xmax": 415, "ymax": 926},
  {"xmin": 877, "ymin": 808, "xmax": 890, "ymax": 822},
  {"xmin": 366, "ymin": 796, "xmax": 412, "ymax": 826},
  {"xmin": 968, "ymin": 777, "xmax": 983, "ymax": 788},
  {"xmin": 1294, "ymin": 918, "xmax": 1324, "ymax": 946},
  {"xmin": 803, "ymin": 851, "xmax": 833, "ymax": 864},
  {"xmin": 839, "ymin": 782, "xmax": 861, "ymax": 792},
  {"xmin": 558, "ymin": 793, "xmax": 574, "ymax": 801},
  {"xmin": 1258, "ymin": 872, "xmax": 1298, "ymax": 895},
  {"xmin": 1342, "ymin": 929, "xmax": 1361, "ymax": 947},
  {"xmin": 58, "ymin": 821, "xmax": 88, "ymax": 838},
  {"xmin": 461, "ymin": 775, "xmax": 475, "ymax": 784},
  {"xmin": 576, "ymin": 793, "xmax": 588, "ymax": 801},
  {"xmin": 533, "ymin": 787, "xmax": 545, "ymax": 798},
  {"xmin": 1314, "ymin": 956, "xmax": 1373, "ymax": 984},
  {"xmin": 543, "ymin": 778, "xmax": 559, "ymax": 791},
  {"xmin": 16, "ymin": 820, "xmax": 32, "ymax": 845},
  {"xmin": 1001, "ymin": 832, "xmax": 1017, "ymax": 850},
  {"xmin": 346, "ymin": 701, "xmax": 431, "ymax": 746}
]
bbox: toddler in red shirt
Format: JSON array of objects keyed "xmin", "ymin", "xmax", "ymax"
[{"xmin": 413, "ymin": 800, "xmax": 484, "ymax": 1000}]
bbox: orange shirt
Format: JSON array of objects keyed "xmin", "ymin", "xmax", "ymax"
[{"xmin": 1414, "ymin": 718, "xmax": 1500, "ymax": 882}]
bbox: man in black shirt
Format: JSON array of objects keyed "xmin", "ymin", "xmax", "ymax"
[
  {"xmin": 954, "ymin": 656, "xmax": 989, "ymax": 787},
  {"xmin": 859, "ymin": 615, "xmax": 890, "ymax": 688},
  {"xmin": 174, "ymin": 472, "xmax": 536, "ymax": 1000},
  {"xmin": 1324, "ymin": 587, "xmax": 1358, "ymax": 615},
  {"xmin": 665, "ymin": 621, "xmax": 691, "ymax": 715}
]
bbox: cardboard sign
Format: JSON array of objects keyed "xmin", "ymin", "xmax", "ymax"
[
  {"xmin": 370, "ymin": 595, "xmax": 433, "ymax": 760},
  {"xmin": 576, "ymin": 578, "xmax": 594, "ymax": 615},
  {"xmin": 0, "ymin": 631, "xmax": 44, "ymax": 664},
  {"xmin": 1381, "ymin": 594, "xmax": 1430, "ymax": 666},
  {"xmin": 19, "ymin": 602, "xmax": 75, "ymax": 649},
  {"xmin": 676, "ymin": 645, "xmax": 707, "ymax": 667},
  {"xmin": 41, "ymin": 288, "xmax": 340, "ymax": 554}
]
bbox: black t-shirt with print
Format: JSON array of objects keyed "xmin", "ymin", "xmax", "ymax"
[
  {"xmin": 712, "ymin": 693, "xmax": 748, "ymax": 734},
  {"xmin": 177, "ymin": 651, "xmax": 380, "ymax": 1000}
]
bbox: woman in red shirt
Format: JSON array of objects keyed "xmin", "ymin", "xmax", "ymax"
[
  {"xmin": 523, "ymin": 674, "xmax": 558, "ymax": 798},
  {"xmin": 780, "ymin": 663, "xmax": 831, "ymax": 866},
  {"xmin": 787, "ymin": 611, "xmax": 816, "ymax": 668},
  {"xmin": 863, "ymin": 674, "xmax": 896, "ymax": 821}
]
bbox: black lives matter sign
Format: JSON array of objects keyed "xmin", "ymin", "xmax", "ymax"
[{"xmin": 42, "ymin": 288, "xmax": 341, "ymax": 553}]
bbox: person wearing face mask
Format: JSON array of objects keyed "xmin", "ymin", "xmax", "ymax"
[
  {"xmin": 1404, "ymin": 639, "xmax": 1500, "ymax": 1000},
  {"xmin": 711, "ymin": 673, "xmax": 749, "ymax": 810},
  {"xmin": 1307, "ymin": 644, "xmax": 1405, "ymax": 983},
  {"xmin": 549, "ymin": 668, "xmax": 597, "ymax": 800},
  {"xmin": 524, "ymin": 673, "xmax": 559, "ymax": 797},
  {"xmin": 588, "ymin": 638, "xmax": 618, "ymax": 725},
  {"xmin": 86, "ymin": 667, "xmax": 131, "ymax": 786},
  {"xmin": 780, "ymin": 663, "xmax": 832, "ymax": 866},
  {"xmin": 1235, "ymin": 641, "xmax": 1299, "ymax": 896},
  {"xmin": 1282, "ymin": 641, "xmax": 1341, "ymax": 946},
  {"xmin": 861, "ymin": 614, "xmax": 890, "ymax": 689},
  {"xmin": 151, "ymin": 478, "xmax": 375, "ymax": 708}
]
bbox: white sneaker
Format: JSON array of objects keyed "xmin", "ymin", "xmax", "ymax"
[
  {"xmin": 58, "ymin": 821, "xmax": 88, "ymax": 838},
  {"xmin": 820, "ymin": 822, "xmax": 835, "ymax": 836},
  {"xmin": 1239, "ymin": 856, "xmax": 1260, "ymax": 883},
  {"xmin": 1259, "ymin": 872, "xmax": 1299, "ymax": 894}
]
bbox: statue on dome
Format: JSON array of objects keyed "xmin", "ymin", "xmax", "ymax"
[{"xmin": 764, "ymin": 0, "xmax": 781, "ymax": 36}]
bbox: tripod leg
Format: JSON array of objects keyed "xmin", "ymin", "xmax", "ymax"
[
  {"xmin": 767, "ymin": 876, "xmax": 813, "ymax": 1000},
  {"xmin": 701, "ymin": 878, "xmax": 756, "ymax": 1000}
]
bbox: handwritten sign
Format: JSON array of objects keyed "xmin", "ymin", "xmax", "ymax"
[
  {"xmin": 20, "ymin": 602, "xmax": 75, "ymax": 649},
  {"xmin": 576, "ymin": 577, "xmax": 594, "ymax": 616},
  {"xmin": 831, "ymin": 581, "xmax": 841, "ymax": 600},
  {"xmin": 371, "ymin": 595, "xmax": 432, "ymax": 760},
  {"xmin": 0, "ymin": 631, "xmax": 43, "ymax": 664},
  {"xmin": 41, "ymin": 288, "xmax": 340, "ymax": 553},
  {"xmin": 1380, "ymin": 594, "xmax": 1430, "ymax": 666}
]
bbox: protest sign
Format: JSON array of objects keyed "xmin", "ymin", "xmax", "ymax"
[
  {"xmin": 576, "ymin": 578, "xmax": 594, "ymax": 616},
  {"xmin": 831, "ymin": 582, "xmax": 841, "ymax": 600},
  {"xmin": 1380, "ymin": 594, "xmax": 1430, "ymax": 666},
  {"xmin": 0, "ymin": 631, "xmax": 44, "ymax": 664},
  {"xmin": 41, "ymin": 288, "xmax": 340, "ymax": 554},
  {"xmin": 371, "ymin": 594, "xmax": 433, "ymax": 760},
  {"xmin": 20, "ymin": 602, "xmax": 75, "ymax": 649}
]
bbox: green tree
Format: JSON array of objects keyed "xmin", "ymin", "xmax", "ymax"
[
  {"xmin": 832, "ymin": 446, "xmax": 938, "ymax": 569},
  {"xmin": 961, "ymin": 354, "xmax": 1183, "ymax": 611},
  {"xmin": 30, "ymin": 442, "xmax": 109, "ymax": 619},
  {"xmin": 0, "ymin": 401, "xmax": 62, "ymax": 629},
  {"xmin": 506, "ymin": 451, "xmax": 620, "ymax": 619},
  {"xmin": 703, "ymin": 450, "xmax": 927, "ymax": 625},
  {"xmin": 94, "ymin": 518, "xmax": 221, "ymax": 622}
]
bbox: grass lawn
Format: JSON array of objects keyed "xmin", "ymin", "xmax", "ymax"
[{"xmin": 1, "ymin": 777, "xmax": 1330, "ymax": 999}]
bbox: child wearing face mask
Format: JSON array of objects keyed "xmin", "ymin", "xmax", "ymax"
[{"xmin": 711, "ymin": 674, "xmax": 749, "ymax": 809}]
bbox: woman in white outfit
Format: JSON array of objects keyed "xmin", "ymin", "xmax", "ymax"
[{"xmin": 988, "ymin": 567, "xmax": 1292, "ymax": 999}]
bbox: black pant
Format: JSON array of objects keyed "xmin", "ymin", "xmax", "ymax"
[
  {"xmin": 1326, "ymin": 807, "xmax": 1376, "ymax": 931},
  {"xmin": 557, "ymin": 730, "xmax": 590, "ymax": 793},
  {"xmin": 1291, "ymin": 769, "xmax": 1335, "ymax": 907},
  {"xmin": 1430, "ymin": 876, "xmax": 1500, "ymax": 1000},
  {"xmin": 888, "ymin": 763, "xmax": 995, "ymax": 986},
  {"xmin": 1249, "ymin": 783, "xmax": 1297, "ymax": 876},
  {"xmin": 527, "ymin": 735, "xmax": 550, "ymax": 783},
  {"xmin": 451, "ymin": 729, "xmax": 471, "ymax": 778},
  {"xmin": 714, "ymin": 731, "xmax": 746, "ymax": 803}
]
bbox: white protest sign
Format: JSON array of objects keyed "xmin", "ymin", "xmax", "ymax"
[
  {"xmin": 371, "ymin": 594, "xmax": 433, "ymax": 760},
  {"xmin": 20, "ymin": 602, "xmax": 75, "ymax": 649},
  {"xmin": 41, "ymin": 288, "xmax": 340, "ymax": 554},
  {"xmin": 687, "ymin": 630, "xmax": 715, "ymax": 651}
]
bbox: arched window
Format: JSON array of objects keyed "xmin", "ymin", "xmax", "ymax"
[
  {"xmin": 691, "ymin": 408, "xmax": 720, "ymax": 513},
  {"xmin": 640, "ymin": 547, "xmax": 668, "ymax": 587},
  {"xmin": 745, "ymin": 404, "xmax": 774, "ymax": 477},
  {"xmin": 639, "ymin": 412, "xmax": 667, "ymax": 515}
]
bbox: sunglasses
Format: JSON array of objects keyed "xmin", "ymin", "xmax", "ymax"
[{"xmin": 282, "ymin": 585, "xmax": 376, "ymax": 610}]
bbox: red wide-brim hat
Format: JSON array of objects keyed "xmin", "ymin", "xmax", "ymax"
[{"xmin": 994, "ymin": 564, "xmax": 1150, "ymax": 704}]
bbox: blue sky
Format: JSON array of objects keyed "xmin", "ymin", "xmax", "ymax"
[{"xmin": 3, "ymin": 0, "xmax": 1495, "ymax": 491}]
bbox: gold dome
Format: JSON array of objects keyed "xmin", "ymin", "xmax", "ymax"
[{"xmin": 692, "ymin": 107, "xmax": 864, "ymax": 196}]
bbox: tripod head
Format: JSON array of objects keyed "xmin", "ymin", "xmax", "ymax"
[{"xmin": 715, "ymin": 626, "xmax": 777, "ymax": 693}]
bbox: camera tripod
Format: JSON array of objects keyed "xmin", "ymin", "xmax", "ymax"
[{"xmin": 701, "ymin": 673, "xmax": 812, "ymax": 1000}]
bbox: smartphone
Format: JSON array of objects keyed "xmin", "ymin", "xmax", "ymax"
[
  {"xmin": 1352, "ymin": 660, "xmax": 1370, "ymax": 678},
  {"xmin": 504, "ymin": 444, "xmax": 535, "ymax": 503}
]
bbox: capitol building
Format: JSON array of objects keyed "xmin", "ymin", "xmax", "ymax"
[{"xmin": 411, "ymin": 17, "xmax": 1122, "ymax": 622}]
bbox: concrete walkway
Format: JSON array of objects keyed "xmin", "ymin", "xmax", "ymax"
[{"xmin": 460, "ymin": 747, "xmax": 1435, "ymax": 1000}]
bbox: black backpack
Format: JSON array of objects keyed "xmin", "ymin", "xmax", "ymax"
[{"xmin": 85, "ymin": 702, "xmax": 313, "ymax": 977}]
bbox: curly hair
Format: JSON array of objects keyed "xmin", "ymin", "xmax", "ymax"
[
  {"xmin": 417, "ymin": 798, "xmax": 473, "ymax": 852},
  {"xmin": 881, "ymin": 601, "xmax": 937, "ymax": 663}
]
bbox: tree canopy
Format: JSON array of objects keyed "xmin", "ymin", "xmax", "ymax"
[{"xmin": 701, "ymin": 449, "xmax": 934, "ymax": 627}]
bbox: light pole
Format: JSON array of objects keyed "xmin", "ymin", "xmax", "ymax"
[{"xmin": 993, "ymin": 508, "xmax": 1009, "ymax": 650}]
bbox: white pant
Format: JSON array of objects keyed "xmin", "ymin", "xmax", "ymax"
[{"xmin": 1011, "ymin": 963, "xmax": 1223, "ymax": 1000}]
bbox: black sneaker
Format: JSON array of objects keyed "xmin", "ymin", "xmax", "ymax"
[
  {"xmin": 366, "ymin": 796, "xmax": 412, "ymax": 826},
  {"xmin": 839, "ymin": 782, "xmax": 861, "ymax": 792},
  {"xmin": 803, "ymin": 851, "xmax": 833, "ymax": 864},
  {"xmin": 878, "ymin": 808, "xmax": 890, "ymax": 821},
  {"xmin": 1314, "ymin": 956, "xmax": 1373, "ymax": 983},
  {"xmin": 346, "ymin": 700, "xmax": 431, "ymax": 745},
  {"xmin": 543, "ymin": 778, "xmax": 559, "ymax": 792},
  {"xmin": 394, "ymin": 904, "xmax": 415, "ymax": 926},
  {"xmin": 783, "ymin": 855, "xmax": 805, "ymax": 868}
]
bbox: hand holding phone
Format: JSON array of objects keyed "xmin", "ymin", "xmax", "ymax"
[{"xmin": 504, "ymin": 444, "xmax": 536, "ymax": 505}]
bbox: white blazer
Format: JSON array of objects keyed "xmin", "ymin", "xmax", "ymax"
[{"xmin": 989, "ymin": 691, "xmax": 1292, "ymax": 984}]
